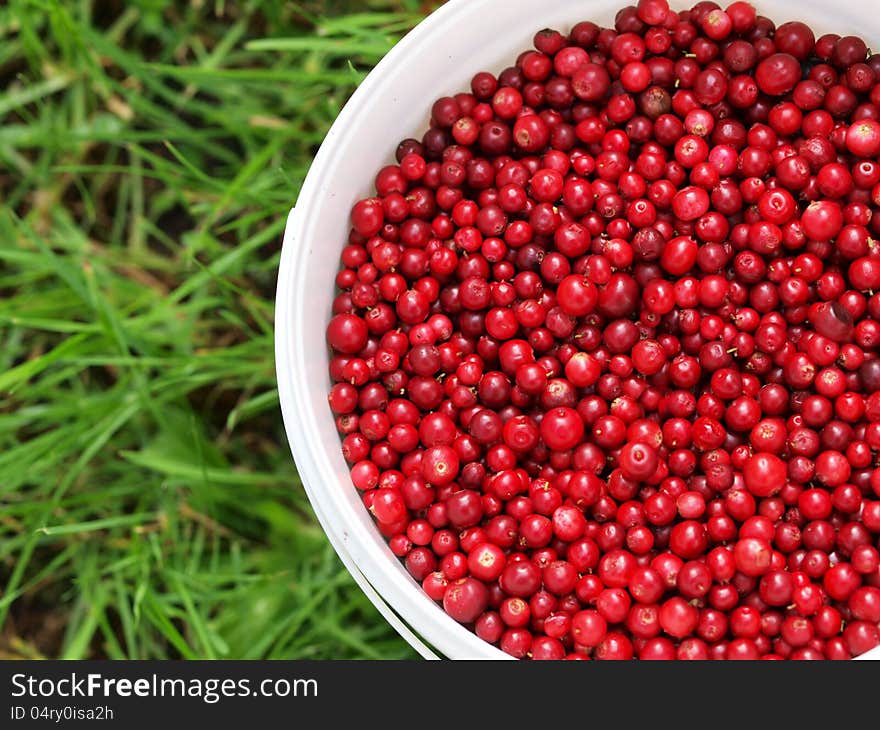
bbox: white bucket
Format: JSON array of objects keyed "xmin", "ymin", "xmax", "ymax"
[{"xmin": 275, "ymin": 0, "xmax": 880, "ymax": 659}]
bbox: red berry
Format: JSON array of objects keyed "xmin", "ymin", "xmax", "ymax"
[
  {"xmin": 636, "ymin": 0, "xmax": 669, "ymax": 26},
  {"xmin": 443, "ymin": 577, "xmax": 488, "ymax": 623},
  {"xmin": 669, "ymin": 520, "xmax": 709, "ymax": 560},
  {"xmin": 755, "ymin": 54, "xmax": 802, "ymax": 96},
  {"xmin": 734, "ymin": 537, "xmax": 773, "ymax": 577},
  {"xmin": 327, "ymin": 313, "xmax": 368, "ymax": 354},
  {"xmin": 572, "ymin": 609, "xmax": 607, "ymax": 647},
  {"xmin": 658, "ymin": 597, "xmax": 699, "ymax": 638},
  {"xmin": 540, "ymin": 407, "xmax": 584, "ymax": 451},
  {"xmin": 801, "ymin": 201, "xmax": 843, "ymax": 241},
  {"xmin": 371, "ymin": 488, "xmax": 407, "ymax": 524},
  {"xmin": 619, "ymin": 441, "xmax": 659, "ymax": 480},
  {"xmin": 743, "ymin": 452, "xmax": 786, "ymax": 497},
  {"xmin": 846, "ymin": 119, "xmax": 880, "ymax": 158},
  {"xmin": 556, "ymin": 275, "xmax": 597, "ymax": 316},
  {"xmin": 351, "ymin": 197, "xmax": 384, "ymax": 237}
]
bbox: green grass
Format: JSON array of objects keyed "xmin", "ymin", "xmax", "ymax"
[{"xmin": 0, "ymin": 0, "xmax": 439, "ymax": 660}]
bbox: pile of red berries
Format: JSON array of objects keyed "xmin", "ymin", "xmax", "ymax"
[{"xmin": 325, "ymin": 0, "xmax": 880, "ymax": 659}]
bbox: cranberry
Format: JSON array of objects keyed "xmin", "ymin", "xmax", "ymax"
[
  {"xmin": 557, "ymin": 275, "xmax": 598, "ymax": 315},
  {"xmin": 595, "ymin": 632, "xmax": 634, "ymax": 660},
  {"xmin": 743, "ymin": 452, "xmax": 786, "ymax": 497},
  {"xmin": 619, "ymin": 441, "xmax": 660, "ymax": 480},
  {"xmin": 734, "ymin": 537, "xmax": 773, "ymax": 576},
  {"xmin": 755, "ymin": 54, "xmax": 802, "ymax": 96},
  {"xmin": 659, "ymin": 597, "xmax": 699, "ymax": 638},
  {"xmin": 500, "ymin": 560, "xmax": 542, "ymax": 598},
  {"xmin": 443, "ymin": 578, "xmax": 489, "ymax": 623},
  {"xmin": 540, "ymin": 406, "xmax": 585, "ymax": 451},
  {"xmin": 669, "ymin": 520, "xmax": 709, "ymax": 559},
  {"xmin": 571, "ymin": 609, "xmax": 608, "ymax": 647},
  {"xmin": 327, "ymin": 313, "xmax": 368, "ymax": 354}
]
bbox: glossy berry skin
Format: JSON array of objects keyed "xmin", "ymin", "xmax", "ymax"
[
  {"xmin": 557, "ymin": 276, "xmax": 598, "ymax": 316},
  {"xmin": 734, "ymin": 538, "xmax": 773, "ymax": 577},
  {"xmin": 540, "ymin": 407, "xmax": 585, "ymax": 451},
  {"xmin": 572, "ymin": 609, "xmax": 607, "ymax": 647},
  {"xmin": 443, "ymin": 578, "xmax": 488, "ymax": 623},
  {"xmin": 326, "ymin": 4, "xmax": 880, "ymax": 662},
  {"xmin": 327, "ymin": 313, "xmax": 368, "ymax": 354},
  {"xmin": 468, "ymin": 542, "xmax": 507, "ymax": 582},
  {"xmin": 659, "ymin": 597, "xmax": 699, "ymax": 638},
  {"xmin": 669, "ymin": 521, "xmax": 709, "ymax": 560},
  {"xmin": 755, "ymin": 54, "xmax": 801, "ymax": 96},
  {"xmin": 743, "ymin": 453, "xmax": 786, "ymax": 497},
  {"xmin": 372, "ymin": 488, "xmax": 407, "ymax": 524},
  {"xmin": 619, "ymin": 442, "xmax": 659, "ymax": 481},
  {"xmin": 846, "ymin": 120, "xmax": 880, "ymax": 158}
]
